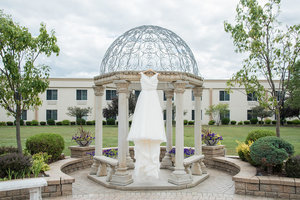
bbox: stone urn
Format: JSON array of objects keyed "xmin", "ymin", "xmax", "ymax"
[
  {"xmin": 76, "ymin": 140, "xmax": 92, "ymax": 147},
  {"xmin": 204, "ymin": 139, "xmax": 219, "ymax": 146}
]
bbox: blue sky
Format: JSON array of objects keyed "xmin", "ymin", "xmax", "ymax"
[{"xmin": 1, "ymin": 0, "xmax": 299, "ymax": 79}]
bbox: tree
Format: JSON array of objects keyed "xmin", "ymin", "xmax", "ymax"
[
  {"xmin": 252, "ymin": 105, "xmax": 273, "ymax": 124},
  {"xmin": 286, "ymin": 60, "xmax": 300, "ymax": 110},
  {"xmin": 205, "ymin": 103, "xmax": 229, "ymax": 125},
  {"xmin": 224, "ymin": 0, "xmax": 300, "ymax": 137},
  {"xmin": 66, "ymin": 106, "xmax": 92, "ymax": 119},
  {"xmin": 0, "ymin": 10, "xmax": 59, "ymax": 153},
  {"xmin": 103, "ymin": 93, "xmax": 137, "ymax": 119}
]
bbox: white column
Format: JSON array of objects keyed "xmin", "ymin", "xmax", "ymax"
[
  {"xmin": 94, "ymin": 86, "xmax": 105, "ymax": 156},
  {"xmin": 169, "ymin": 81, "xmax": 192, "ymax": 185},
  {"xmin": 161, "ymin": 90, "xmax": 174, "ymax": 168},
  {"xmin": 126, "ymin": 90, "xmax": 134, "ymax": 169},
  {"xmin": 111, "ymin": 80, "xmax": 133, "ymax": 186},
  {"xmin": 191, "ymin": 87, "xmax": 204, "ymax": 175},
  {"xmin": 90, "ymin": 85, "xmax": 105, "ymax": 175}
]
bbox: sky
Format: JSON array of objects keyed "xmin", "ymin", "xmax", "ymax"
[{"xmin": 1, "ymin": 0, "xmax": 299, "ymax": 79}]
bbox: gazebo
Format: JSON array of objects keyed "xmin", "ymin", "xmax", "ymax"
[{"xmin": 88, "ymin": 25, "xmax": 208, "ymax": 188}]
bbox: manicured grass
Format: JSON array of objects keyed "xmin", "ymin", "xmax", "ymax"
[{"xmin": 0, "ymin": 125, "xmax": 299, "ymax": 156}]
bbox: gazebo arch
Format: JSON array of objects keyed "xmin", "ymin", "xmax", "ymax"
[{"xmin": 89, "ymin": 25, "xmax": 207, "ymax": 188}]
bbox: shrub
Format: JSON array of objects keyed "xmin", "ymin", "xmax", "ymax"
[
  {"xmin": 243, "ymin": 120, "xmax": 250, "ymax": 125},
  {"xmin": 221, "ymin": 118, "xmax": 230, "ymax": 125},
  {"xmin": 188, "ymin": 121, "xmax": 194, "ymax": 125},
  {"xmin": 129, "ymin": 120, "xmax": 132, "ymax": 126},
  {"xmin": 208, "ymin": 120, "xmax": 215, "ymax": 125},
  {"xmin": 0, "ymin": 153, "xmax": 32, "ymax": 178},
  {"xmin": 31, "ymin": 152, "xmax": 51, "ymax": 177},
  {"xmin": 31, "ymin": 120, "xmax": 39, "ymax": 126},
  {"xmin": 0, "ymin": 122, "xmax": 6, "ymax": 126},
  {"xmin": 264, "ymin": 119, "xmax": 272, "ymax": 125},
  {"xmin": 287, "ymin": 121, "xmax": 293, "ymax": 125},
  {"xmin": 236, "ymin": 141, "xmax": 255, "ymax": 165},
  {"xmin": 238, "ymin": 121, "xmax": 243, "ymax": 125},
  {"xmin": 184, "ymin": 120, "xmax": 188, "ymax": 125},
  {"xmin": 76, "ymin": 119, "xmax": 86, "ymax": 125},
  {"xmin": 6, "ymin": 121, "xmax": 13, "ymax": 126},
  {"xmin": 250, "ymin": 118, "xmax": 258, "ymax": 124},
  {"xmin": 285, "ymin": 155, "xmax": 300, "ymax": 178},
  {"xmin": 70, "ymin": 121, "xmax": 76, "ymax": 125},
  {"xmin": 56, "ymin": 121, "xmax": 62, "ymax": 126},
  {"xmin": 258, "ymin": 121, "xmax": 264, "ymax": 125},
  {"xmin": 40, "ymin": 121, "xmax": 46, "ymax": 126},
  {"xmin": 107, "ymin": 118, "xmax": 115, "ymax": 125},
  {"xmin": 231, "ymin": 120, "xmax": 236, "ymax": 125},
  {"xmin": 245, "ymin": 129, "xmax": 276, "ymax": 144},
  {"xmin": 91, "ymin": 120, "xmax": 95, "ymax": 125},
  {"xmin": 25, "ymin": 121, "xmax": 32, "ymax": 126},
  {"xmin": 250, "ymin": 136, "xmax": 294, "ymax": 168},
  {"xmin": 14, "ymin": 120, "xmax": 24, "ymax": 126},
  {"xmin": 292, "ymin": 119, "xmax": 300, "ymax": 125},
  {"xmin": 47, "ymin": 119, "xmax": 55, "ymax": 125},
  {"xmin": 102, "ymin": 120, "xmax": 107, "ymax": 125},
  {"xmin": 26, "ymin": 133, "xmax": 65, "ymax": 162},
  {"xmin": 272, "ymin": 120, "xmax": 277, "ymax": 125},
  {"xmin": 62, "ymin": 120, "xmax": 70, "ymax": 125},
  {"xmin": 0, "ymin": 146, "xmax": 18, "ymax": 155},
  {"xmin": 86, "ymin": 121, "xmax": 93, "ymax": 125}
]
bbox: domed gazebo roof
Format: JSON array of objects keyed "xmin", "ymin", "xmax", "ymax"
[{"xmin": 100, "ymin": 25, "xmax": 199, "ymax": 75}]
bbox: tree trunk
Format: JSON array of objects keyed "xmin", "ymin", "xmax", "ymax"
[
  {"xmin": 16, "ymin": 106, "xmax": 22, "ymax": 154},
  {"xmin": 275, "ymin": 107, "xmax": 281, "ymax": 138}
]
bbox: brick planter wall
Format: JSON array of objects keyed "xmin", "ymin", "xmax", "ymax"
[{"xmin": 202, "ymin": 145, "xmax": 225, "ymax": 167}]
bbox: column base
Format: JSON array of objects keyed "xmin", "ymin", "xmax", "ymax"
[
  {"xmin": 160, "ymin": 153, "xmax": 173, "ymax": 169},
  {"xmin": 168, "ymin": 170, "xmax": 192, "ymax": 185},
  {"xmin": 110, "ymin": 172, "xmax": 133, "ymax": 186}
]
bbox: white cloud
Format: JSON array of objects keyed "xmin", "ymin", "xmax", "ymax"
[{"xmin": 1, "ymin": 0, "xmax": 299, "ymax": 79}]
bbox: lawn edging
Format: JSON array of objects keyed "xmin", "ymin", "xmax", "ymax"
[{"xmin": 211, "ymin": 157, "xmax": 300, "ymax": 199}]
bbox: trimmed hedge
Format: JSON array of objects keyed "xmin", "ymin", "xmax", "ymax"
[
  {"xmin": 188, "ymin": 121, "xmax": 194, "ymax": 125},
  {"xmin": 14, "ymin": 120, "xmax": 24, "ymax": 126},
  {"xmin": 264, "ymin": 119, "xmax": 272, "ymax": 125},
  {"xmin": 76, "ymin": 119, "xmax": 86, "ymax": 125},
  {"xmin": 208, "ymin": 120, "xmax": 215, "ymax": 125},
  {"xmin": 102, "ymin": 120, "xmax": 107, "ymax": 125},
  {"xmin": 286, "ymin": 155, "xmax": 300, "ymax": 178},
  {"xmin": 47, "ymin": 119, "xmax": 55, "ymax": 125},
  {"xmin": 0, "ymin": 122, "xmax": 6, "ymax": 126},
  {"xmin": 25, "ymin": 133, "xmax": 65, "ymax": 162},
  {"xmin": 245, "ymin": 129, "xmax": 276, "ymax": 144},
  {"xmin": 250, "ymin": 136, "xmax": 294, "ymax": 167},
  {"xmin": 40, "ymin": 121, "xmax": 46, "ymax": 126},
  {"xmin": 250, "ymin": 118, "xmax": 258, "ymax": 124},
  {"xmin": 56, "ymin": 121, "xmax": 62, "ymax": 126},
  {"xmin": 31, "ymin": 120, "xmax": 39, "ymax": 126},
  {"xmin": 6, "ymin": 121, "xmax": 13, "ymax": 126},
  {"xmin": 70, "ymin": 121, "xmax": 76, "ymax": 125},
  {"xmin": 26, "ymin": 121, "xmax": 32, "ymax": 126},
  {"xmin": 243, "ymin": 120, "xmax": 250, "ymax": 125},
  {"xmin": 230, "ymin": 120, "xmax": 236, "ymax": 125},
  {"xmin": 184, "ymin": 120, "xmax": 188, "ymax": 125},
  {"xmin": 221, "ymin": 118, "xmax": 230, "ymax": 125},
  {"xmin": 62, "ymin": 120, "xmax": 70, "ymax": 125},
  {"xmin": 107, "ymin": 118, "xmax": 116, "ymax": 125},
  {"xmin": 238, "ymin": 121, "xmax": 243, "ymax": 125}
]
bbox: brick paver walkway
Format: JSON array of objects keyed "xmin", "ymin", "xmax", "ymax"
[{"xmin": 46, "ymin": 168, "xmax": 276, "ymax": 200}]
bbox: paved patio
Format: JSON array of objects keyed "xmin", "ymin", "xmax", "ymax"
[{"xmin": 45, "ymin": 168, "xmax": 276, "ymax": 200}]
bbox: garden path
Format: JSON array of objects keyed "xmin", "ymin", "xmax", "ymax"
[{"xmin": 45, "ymin": 168, "xmax": 276, "ymax": 200}]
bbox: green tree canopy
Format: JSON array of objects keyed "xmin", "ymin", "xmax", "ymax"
[
  {"xmin": 67, "ymin": 106, "xmax": 92, "ymax": 120},
  {"xmin": 224, "ymin": 0, "xmax": 300, "ymax": 137},
  {"xmin": 0, "ymin": 10, "xmax": 60, "ymax": 153},
  {"xmin": 205, "ymin": 103, "xmax": 229, "ymax": 125},
  {"xmin": 252, "ymin": 105, "xmax": 273, "ymax": 123}
]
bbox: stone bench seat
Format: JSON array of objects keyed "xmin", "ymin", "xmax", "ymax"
[
  {"xmin": 0, "ymin": 178, "xmax": 47, "ymax": 200},
  {"xmin": 92, "ymin": 155, "xmax": 119, "ymax": 182},
  {"xmin": 183, "ymin": 155, "xmax": 206, "ymax": 176}
]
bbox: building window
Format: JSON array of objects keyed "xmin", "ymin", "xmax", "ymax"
[
  {"xmin": 247, "ymin": 92, "xmax": 257, "ymax": 101},
  {"xmin": 21, "ymin": 110, "xmax": 27, "ymax": 120},
  {"xmin": 46, "ymin": 89, "xmax": 57, "ymax": 100},
  {"xmin": 163, "ymin": 110, "xmax": 166, "ymax": 120},
  {"xmin": 192, "ymin": 91, "xmax": 194, "ymax": 101},
  {"xmin": 192, "ymin": 110, "xmax": 195, "ymax": 120},
  {"xmin": 220, "ymin": 110, "xmax": 230, "ymax": 120},
  {"xmin": 247, "ymin": 110, "xmax": 254, "ymax": 120},
  {"xmin": 163, "ymin": 91, "xmax": 174, "ymax": 101},
  {"xmin": 106, "ymin": 90, "xmax": 117, "ymax": 100},
  {"xmin": 46, "ymin": 110, "xmax": 57, "ymax": 121},
  {"xmin": 76, "ymin": 90, "xmax": 87, "ymax": 100},
  {"xmin": 219, "ymin": 91, "xmax": 230, "ymax": 101},
  {"xmin": 135, "ymin": 90, "xmax": 141, "ymax": 99}
]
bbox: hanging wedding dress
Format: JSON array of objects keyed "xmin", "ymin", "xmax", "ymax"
[{"xmin": 127, "ymin": 72, "xmax": 166, "ymax": 180}]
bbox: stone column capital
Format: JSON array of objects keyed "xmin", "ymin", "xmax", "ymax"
[
  {"xmin": 193, "ymin": 87, "xmax": 203, "ymax": 97},
  {"xmin": 93, "ymin": 85, "xmax": 105, "ymax": 96},
  {"xmin": 165, "ymin": 90, "xmax": 174, "ymax": 99},
  {"xmin": 114, "ymin": 80, "xmax": 130, "ymax": 94},
  {"xmin": 173, "ymin": 81, "xmax": 188, "ymax": 94}
]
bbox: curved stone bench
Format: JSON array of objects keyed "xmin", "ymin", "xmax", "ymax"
[{"xmin": 211, "ymin": 157, "xmax": 300, "ymax": 199}]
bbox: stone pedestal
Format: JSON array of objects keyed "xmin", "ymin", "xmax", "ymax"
[
  {"xmin": 69, "ymin": 145, "xmax": 95, "ymax": 158},
  {"xmin": 202, "ymin": 145, "xmax": 225, "ymax": 167}
]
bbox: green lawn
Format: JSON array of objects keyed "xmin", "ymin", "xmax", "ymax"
[{"xmin": 0, "ymin": 125, "xmax": 299, "ymax": 156}]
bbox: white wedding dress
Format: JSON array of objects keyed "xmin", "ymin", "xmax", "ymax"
[{"xmin": 127, "ymin": 72, "xmax": 166, "ymax": 180}]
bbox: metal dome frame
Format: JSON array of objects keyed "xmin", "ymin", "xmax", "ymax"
[{"xmin": 100, "ymin": 25, "xmax": 199, "ymax": 75}]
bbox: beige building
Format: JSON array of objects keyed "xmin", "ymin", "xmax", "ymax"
[{"xmin": 0, "ymin": 78, "xmax": 277, "ymax": 124}]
